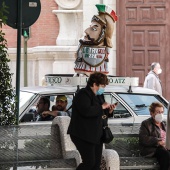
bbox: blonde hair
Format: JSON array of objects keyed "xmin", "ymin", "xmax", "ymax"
[{"xmin": 98, "ymin": 13, "xmax": 115, "ymax": 48}]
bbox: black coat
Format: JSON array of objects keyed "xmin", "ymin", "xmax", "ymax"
[{"xmin": 67, "ymin": 85, "xmax": 104, "ymax": 144}]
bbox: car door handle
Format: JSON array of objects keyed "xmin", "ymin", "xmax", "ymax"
[{"xmin": 121, "ymin": 123, "xmax": 134, "ymax": 126}]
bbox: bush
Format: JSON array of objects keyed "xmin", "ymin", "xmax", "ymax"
[{"xmin": 0, "ymin": 1, "xmax": 16, "ymax": 125}]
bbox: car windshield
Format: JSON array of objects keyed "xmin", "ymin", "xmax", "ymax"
[
  {"xmin": 117, "ymin": 93, "xmax": 168, "ymax": 116},
  {"xmin": 20, "ymin": 91, "xmax": 36, "ymax": 115}
]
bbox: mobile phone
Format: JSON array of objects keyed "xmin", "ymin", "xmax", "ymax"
[{"xmin": 113, "ymin": 101, "xmax": 119, "ymax": 106}]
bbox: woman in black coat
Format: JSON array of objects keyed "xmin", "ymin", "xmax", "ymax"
[{"xmin": 67, "ymin": 72, "xmax": 116, "ymax": 170}]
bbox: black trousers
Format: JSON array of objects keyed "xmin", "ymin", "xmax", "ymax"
[
  {"xmin": 155, "ymin": 146, "xmax": 170, "ymax": 170},
  {"xmin": 70, "ymin": 135, "xmax": 103, "ymax": 170}
]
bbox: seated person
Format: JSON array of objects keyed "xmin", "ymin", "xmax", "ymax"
[
  {"xmin": 36, "ymin": 97, "xmax": 54, "ymax": 121},
  {"xmin": 139, "ymin": 102, "xmax": 170, "ymax": 170},
  {"xmin": 42, "ymin": 95, "xmax": 71, "ymax": 118},
  {"xmin": 52, "ymin": 105, "xmax": 58, "ymax": 111}
]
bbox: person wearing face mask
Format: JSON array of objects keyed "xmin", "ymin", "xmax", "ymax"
[
  {"xmin": 67, "ymin": 72, "xmax": 116, "ymax": 170},
  {"xmin": 139, "ymin": 102, "xmax": 170, "ymax": 170},
  {"xmin": 143, "ymin": 62, "xmax": 162, "ymax": 95}
]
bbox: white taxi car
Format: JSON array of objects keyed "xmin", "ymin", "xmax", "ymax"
[{"xmin": 19, "ymin": 74, "xmax": 168, "ymax": 125}]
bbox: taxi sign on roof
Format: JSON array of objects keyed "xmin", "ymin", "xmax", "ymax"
[{"xmin": 45, "ymin": 74, "xmax": 139, "ymax": 87}]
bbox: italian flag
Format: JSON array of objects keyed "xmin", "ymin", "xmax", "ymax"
[{"xmin": 95, "ymin": 4, "xmax": 118, "ymax": 22}]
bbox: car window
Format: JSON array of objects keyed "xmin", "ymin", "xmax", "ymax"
[
  {"xmin": 20, "ymin": 94, "xmax": 74, "ymax": 122},
  {"xmin": 104, "ymin": 94, "xmax": 132, "ymax": 118},
  {"xmin": 20, "ymin": 91, "xmax": 36, "ymax": 115},
  {"xmin": 117, "ymin": 93, "xmax": 168, "ymax": 116},
  {"xmin": 49, "ymin": 95, "xmax": 73, "ymax": 111}
]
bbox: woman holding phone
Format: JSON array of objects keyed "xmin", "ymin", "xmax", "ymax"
[{"xmin": 67, "ymin": 72, "xmax": 117, "ymax": 170}]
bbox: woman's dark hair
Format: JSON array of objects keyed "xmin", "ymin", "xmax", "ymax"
[
  {"xmin": 87, "ymin": 72, "xmax": 109, "ymax": 87},
  {"xmin": 149, "ymin": 102, "xmax": 164, "ymax": 113}
]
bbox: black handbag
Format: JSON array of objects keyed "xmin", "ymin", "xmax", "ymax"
[{"xmin": 101, "ymin": 115, "xmax": 114, "ymax": 143}]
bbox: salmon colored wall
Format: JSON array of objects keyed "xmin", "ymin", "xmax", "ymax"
[{"xmin": 1, "ymin": 0, "xmax": 59, "ymax": 48}]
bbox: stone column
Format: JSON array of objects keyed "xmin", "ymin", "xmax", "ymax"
[{"xmin": 52, "ymin": 0, "xmax": 83, "ymax": 74}]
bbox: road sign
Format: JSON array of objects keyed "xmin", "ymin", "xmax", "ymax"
[
  {"xmin": 45, "ymin": 74, "xmax": 139, "ymax": 87},
  {"xmin": 1, "ymin": 0, "xmax": 41, "ymax": 28}
]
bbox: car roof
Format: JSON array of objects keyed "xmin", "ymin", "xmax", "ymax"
[
  {"xmin": 20, "ymin": 86, "xmax": 78, "ymax": 94},
  {"xmin": 105, "ymin": 85, "xmax": 160, "ymax": 95},
  {"xmin": 20, "ymin": 85, "xmax": 160, "ymax": 95}
]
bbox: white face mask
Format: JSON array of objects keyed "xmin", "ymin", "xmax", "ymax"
[
  {"xmin": 155, "ymin": 114, "xmax": 163, "ymax": 123},
  {"xmin": 157, "ymin": 68, "xmax": 162, "ymax": 74}
]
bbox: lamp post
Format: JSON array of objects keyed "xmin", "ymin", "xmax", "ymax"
[{"xmin": 15, "ymin": 0, "xmax": 22, "ymax": 125}]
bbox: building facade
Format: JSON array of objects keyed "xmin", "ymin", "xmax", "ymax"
[
  {"xmin": 2, "ymin": 0, "xmax": 170, "ymax": 99},
  {"xmin": 2, "ymin": 0, "xmax": 117, "ymax": 87}
]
